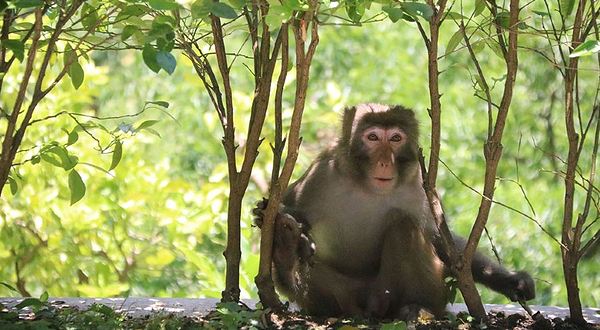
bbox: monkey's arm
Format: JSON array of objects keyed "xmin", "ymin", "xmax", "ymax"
[{"xmin": 434, "ymin": 234, "xmax": 536, "ymax": 302}]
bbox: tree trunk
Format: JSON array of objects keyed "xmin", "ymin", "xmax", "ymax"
[{"xmin": 222, "ymin": 190, "xmax": 243, "ymax": 302}]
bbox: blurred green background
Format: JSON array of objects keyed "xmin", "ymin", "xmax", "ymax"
[{"xmin": 1, "ymin": 5, "xmax": 599, "ymax": 309}]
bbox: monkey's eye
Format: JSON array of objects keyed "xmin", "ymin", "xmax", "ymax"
[
  {"xmin": 390, "ymin": 134, "xmax": 403, "ymax": 142},
  {"xmin": 367, "ymin": 133, "xmax": 379, "ymax": 141}
]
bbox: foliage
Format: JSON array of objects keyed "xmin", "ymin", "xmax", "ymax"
[{"xmin": 0, "ymin": 0, "xmax": 598, "ymax": 320}]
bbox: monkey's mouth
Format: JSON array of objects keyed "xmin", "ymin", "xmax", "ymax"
[{"xmin": 372, "ymin": 177, "xmax": 395, "ymax": 185}]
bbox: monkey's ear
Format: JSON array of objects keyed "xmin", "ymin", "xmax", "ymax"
[{"xmin": 341, "ymin": 106, "xmax": 357, "ymax": 146}]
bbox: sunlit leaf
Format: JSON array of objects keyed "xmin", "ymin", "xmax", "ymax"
[
  {"xmin": 210, "ymin": 2, "xmax": 238, "ymax": 19},
  {"xmin": 569, "ymin": 40, "xmax": 600, "ymax": 58},
  {"xmin": 137, "ymin": 120, "xmax": 159, "ymax": 130},
  {"xmin": 156, "ymin": 51, "xmax": 177, "ymax": 75},
  {"xmin": 40, "ymin": 291, "xmax": 48, "ymax": 302},
  {"xmin": 42, "ymin": 146, "xmax": 78, "ymax": 170},
  {"xmin": 109, "ymin": 140, "xmax": 122, "ymax": 171},
  {"xmin": 148, "ymin": 0, "xmax": 178, "ymax": 10},
  {"xmin": 145, "ymin": 248, "xmax": 176, "ymax": 266},
  {"xmin": 68, "ymin": 170, "xmax": 86, "ymax": 205}
]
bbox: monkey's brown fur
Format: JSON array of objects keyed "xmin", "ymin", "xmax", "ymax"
[{"xmin": 256, "ymin": 104, "xmax": 535, "ymax": 319}]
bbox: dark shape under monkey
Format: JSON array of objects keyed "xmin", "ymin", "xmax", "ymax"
[{"xmin": 255, "ymin": 103, "xmax": 536, "ymax": 319}]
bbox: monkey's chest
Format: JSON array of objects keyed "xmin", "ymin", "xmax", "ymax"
[{"xmin": 307, "ymin": 198, "xmax": 393, "ymax": 274}]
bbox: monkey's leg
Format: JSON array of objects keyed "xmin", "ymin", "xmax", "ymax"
[
  {"xmin": 300, "ymin": 258, "xmax": 372, "ymax": 317},
  {"xmin": 435, "ymin": 234, "xmax": 536, "ymax": 302},
  {"xmin": 375, "ymin": 217, "xmax": 447, "ymax": 320}
]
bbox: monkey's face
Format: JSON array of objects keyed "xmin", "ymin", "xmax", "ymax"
[{"xmin": 361, "ymin": 126, "xmax": 407, "ymax": 193}]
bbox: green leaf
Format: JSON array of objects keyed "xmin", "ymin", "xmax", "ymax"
[
  {"xmin": 210, "ymin": 2, "xmax": 238, "ymax": 19},
  {"xmin": 137, "ymin": 120, "xmax": 159, "ymax": 130},
  {"xmin": 191, "ymin": 0, "xmax": 212, "ymax": 19},
  {"xmin": 445, "ymin": 29, "xmax": 463, "ymax": 55},
  {"xmin": 229, "ymin": 0, "xmax": 247, "ymax": 9},
  {"xmin": 42, "ymin": 146, "xmax": 78, "ymax": 170},
  {"xmin": 116, "ymin": 4, "xmax": 151, "ymax": 22},
  {"xmin": 532, "ymin": 10, "xmax": 549, "ymax": 17},
  {"xmin": 401, "ymin": 2, "xmax": 433, "ymax": 21},
  {"xmin": 67, "ymin": 130, "xmax": 79, "ymax": 146},
  {"xmin": 2, "ymin": 39, "xmax": 24, "ymax": 62},
  {"xmin": 142, "ymin": 44, "xmax": 161, "ymax": 73},
  {"xmin": 445, "ymin": 12, "xmax": 468, "ymax": 21},
  {"xmin": 63, "ymin": 43, "xmax": 77, "ymax": 67},
  {"xmin": 1, "ymin": 282, "xmax": 18, "ymax": 292},
  {"xmin": 148, "ymin": 0, "xmax": 179, "ymax": 10},
  {"xmin": 109, "ymin": 140, "xmax": 122, "ymax": 171},
  {"xmin": 156, "ymin": 51, "xmax": 177, "ymax": 75},
  {"xmin": 40, "ymin": 291, "xmax": 48, "ymax": 302},
  {"xmin": 121, "ymin": 25, "xmax": 139, "ymax": 41},
  {"xmin": 380, "ymin": 322, "xmax": 407, "ymax": 330},
  {"xmin": 147, "ymin": 100, "xmax": 170, "ymax": 108},
  {"xmin": 265, "ymin": 5, "xmax": 293, "ymax": 29},
  {"xmin": 68, "ymin": 170, "xmax": 86, "ymax": 205},
  {"xmin": 143, "ymin": 128, "xmax": 162, "ymax": 138},
  {"xmin": 15, "ymin": 298, "xmax": 45, "ymax": 310},
  {"xmin": 474, "ymin": 0, "xmax": 485, "ymax": 16},
  {"xmin": 7, "ymin": 176, "xmax": 18, "ymax": 195},
  {"xmin": 68, "ymin": 62, "xmax": 85, "ymax": 90},
  {"xmin": 569, "ymin": 40, "xmax": 600, "ymax": 58},
  {"xmin": 382, "ymin": 6, "xmax": 406, "ymax": 23},
  {"xmin": 89, "ymin": 304, "xmax": 115, "ymax": 316},
  {"xmin": 13, "ymin": 0, "xmax": 43, "ymax": 8},
  {"xmin": 494, "ymin": 11, "xmax": 510, "ymax": 29},
  {"xmin": 560, "ymin": 0, "xmax": 575, "ymax": 16},
  {"xmin": 283, "ymin": 0, "xmax": 308, "ymax": 11},
  {"xmin": 81, "ymin": 2, "xmax": 100, "ymax": 31},
  {"xmin": 345, "ymin": 0, "xmax": 364, "ymax": 23}
]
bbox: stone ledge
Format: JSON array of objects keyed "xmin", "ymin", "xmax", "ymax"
[{"xmin": 1, "ymin": 297, "xmax": 598, "ymax": 324}]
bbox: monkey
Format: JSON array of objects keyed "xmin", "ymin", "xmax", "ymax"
[{"xmin": 255, "ymin": 103, "xmax": 536, "ymax": 319}]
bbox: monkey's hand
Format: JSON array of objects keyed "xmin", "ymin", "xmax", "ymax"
[
  {"xmin": 500, "ymin": 271, "xmax": 536, "ymax": 302},
  {"xmin": 252, "ymin": 198, "xmax": 269, "ymax": 228}
]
